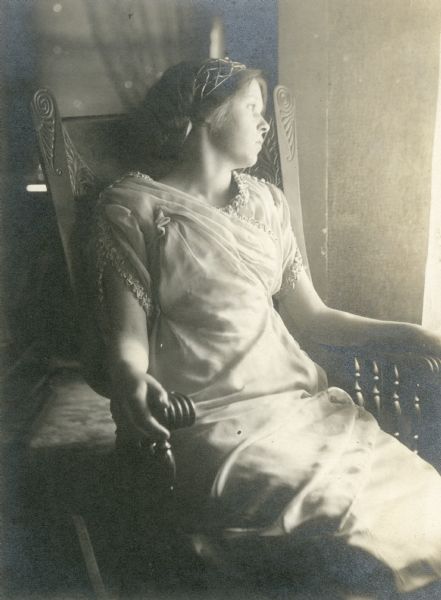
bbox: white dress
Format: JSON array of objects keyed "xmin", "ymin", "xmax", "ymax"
[{"xmin": 95, "ymin": 171, "xmax": 441, "ymax": 594}]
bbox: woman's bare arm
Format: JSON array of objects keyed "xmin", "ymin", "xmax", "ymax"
[
  {"xmin": 280, "ymin": 269, "xmax": 441, "ymax": 356},
  {"xmin": 103, "ymin": 265, "xmax": 169, "ymax": 441}
]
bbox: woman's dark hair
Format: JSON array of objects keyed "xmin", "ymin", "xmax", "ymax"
[{"xmin": 135, "ymin": 59, "xmax": 267, "ymax": 161}]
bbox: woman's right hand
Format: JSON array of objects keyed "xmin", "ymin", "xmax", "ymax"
[{"xmin": 116, "ymin": 370, "xmax": 171, "ymax": 443}]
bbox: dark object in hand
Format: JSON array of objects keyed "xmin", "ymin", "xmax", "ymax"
[{"xmin": 140, "ymin": 391, "xmax": 196, "ymax": 489}]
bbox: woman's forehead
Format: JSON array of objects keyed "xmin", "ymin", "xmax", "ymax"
[{"xmin": 238, "ymin": 79, "xmax": 264, "ymax": 101}]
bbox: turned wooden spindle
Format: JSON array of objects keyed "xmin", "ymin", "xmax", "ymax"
[
  {"xmin": 391, "ymin": 365, "xmax": 402, "ymax": 440},
  {"xmin": 371, "ymin": 360, "xmax": 381, "ymax": 419},
  {"xmin": 354, "ymin": 357, "xmax": 365, "ymax": 407},
  {"xmin": 146, "ymin": 439, "xmax": 177, "ymax": 490},
  {"xmin": 411, "ymin": 391, "xmax": 421, "ymax": 454}
]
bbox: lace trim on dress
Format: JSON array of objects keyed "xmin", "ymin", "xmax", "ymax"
[
  {"xmin": 95, "ymin": 211, "xmax": 155, "ymax": 319},
  {"xmin": 221, "ymin": 209, "xmax": 278, "ymax": 241},
  {"xmin": 219, "ymin": 171, "xmax": 250, "ymax": 212},
  {"xmin": 218, "ymin": 172, "xmax": 278, "ymax": 241},
  {"xmin": 278, "ymin": 246, "xmax": 304, "ymax": 296},
  {"xmin": 126, "ymin": 171, "xmax": 154, "ymax": 183}
]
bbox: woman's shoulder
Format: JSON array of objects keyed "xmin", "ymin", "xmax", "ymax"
[
  {"xmin": 100, "ymin": 171, "xmax": 156, "ymax": 199},
  {"xmin": 95, "ymin": 172, "xmax": 165, "ymax": 241},
  {"xmin": 98, "ymin": 171, "xmax": 160, "ymax": 216}
]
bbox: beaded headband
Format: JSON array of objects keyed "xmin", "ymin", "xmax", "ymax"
[{"xmin": 192, "ymin": 57, "xmax": 247, "ymax": 102}]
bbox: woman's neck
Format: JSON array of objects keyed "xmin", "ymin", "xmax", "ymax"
[{"xmin": 160, "ymin": 140, "xmax": 235, "ymax": 208}]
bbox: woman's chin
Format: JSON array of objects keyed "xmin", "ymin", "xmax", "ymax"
[{"xmin": 238, "ymin": 154, "xmax": 259, "ymax": 170}]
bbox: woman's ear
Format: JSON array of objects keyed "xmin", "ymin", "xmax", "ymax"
[{"xmin": 200, "ymin": 115, "xmax": 212, "ymax": 127}]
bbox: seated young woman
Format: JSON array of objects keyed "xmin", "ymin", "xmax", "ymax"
[{"xmin": 93, "ymin": 57, "xmax": 441, "ymax": 598}]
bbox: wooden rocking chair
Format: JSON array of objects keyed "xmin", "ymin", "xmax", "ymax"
[{"xmin": 29, "ymin": 85, "xmax": 441, "ymax": 598}]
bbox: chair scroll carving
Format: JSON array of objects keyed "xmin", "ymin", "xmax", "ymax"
[
  {"xmin": 273, "ymin": 85, "xmax": 310, "ymax": 274},
  {"xmin": 31, "ymin": 89, "xmax": 97, "ymax": 201},
  {"xmin": 32, "ymin": 89, "xmax": 57, "ymax": 173},
  {"xmin": 274, "ymin": 86, "xmax": 296, "ymax": 163},
  {"xmin": 63, "ymin": 127, "xmax": 97, "ymax": 200}
]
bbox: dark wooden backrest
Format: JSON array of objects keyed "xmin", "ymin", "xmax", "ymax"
[{"xmin": 30, "ymin": 90, "xmax": 133, "ymax": 395}]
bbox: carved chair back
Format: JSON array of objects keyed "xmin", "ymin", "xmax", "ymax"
[{"xmin": 31, "ymin": 92, "xmax": 146, "ymax": 395}]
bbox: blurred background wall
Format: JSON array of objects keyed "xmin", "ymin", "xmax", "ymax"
[{"xmin": 280, "ymin": 0, "xmax": 441, "ymax": 324}]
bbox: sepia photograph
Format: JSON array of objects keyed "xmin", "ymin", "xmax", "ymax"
[{"xmin": 2, "ymin": 0, "xmax": 441, "ymax": 598}]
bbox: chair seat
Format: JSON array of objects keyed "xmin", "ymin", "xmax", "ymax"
[
  {"xmin": 29, "ymin": 368, "xmax": 115, "ymax": 452},
  {"xmin": 28, "ymin": 368, "xmax": 117, "ymax": 521}
]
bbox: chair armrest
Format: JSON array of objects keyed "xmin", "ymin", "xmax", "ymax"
[
  {"xmin": 307, "ymin": 343, "xmax": 441, "ymax": 468},
  {"xmin": 318, "ymin": 345, "xmax": 441, "ymax": 388}
]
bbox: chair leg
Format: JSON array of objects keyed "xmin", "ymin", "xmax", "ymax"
[{"xmin": 71, "ymin": 513, "xmax": 111, "ymax": 600}]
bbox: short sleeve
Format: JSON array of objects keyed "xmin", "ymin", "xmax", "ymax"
[
  {"xmin": 270, "ymin": 185, "xmax": 305, "ymax": 297},
  {"xmin": 94, "ymin": 199, "xmax": 155, "ymax": 320}
]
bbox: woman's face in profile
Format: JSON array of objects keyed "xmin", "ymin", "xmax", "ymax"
[{"xmin": 208, "ymin": 78, "xmax": 269, "ymax": 169}]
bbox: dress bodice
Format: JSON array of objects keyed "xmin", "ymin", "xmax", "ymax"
[{"xmin": 95, "ymin": 171, "xmax": 315, "ymax": 398}]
